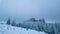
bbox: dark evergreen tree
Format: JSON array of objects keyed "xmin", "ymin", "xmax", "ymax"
[
  {"xmin": 16, "ymin": 23, "xmax": 21, "ymax": 27},
  {"xmin": 39, "ymin": 19, "xmax": 42, "ymax": 22},
  {"xmin": 42, "ymin": 18, "xmax": 45, "ymax": 22},
  {"xmin": 11, "ymin": 20, "xmax": 16, "ymax": 26},
  {"xmin": 30, "ymin": 18, "xmax": 36, "ymax": 22},
  {"xmin": 6, "ymin": 17, "xmax": 10, "ymax": 25}
]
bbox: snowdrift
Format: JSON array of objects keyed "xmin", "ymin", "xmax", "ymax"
[{"xmin": 0, "ymin": 24, "xmax": 48, "ymax": 34}]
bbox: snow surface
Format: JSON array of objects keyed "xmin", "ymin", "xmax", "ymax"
[{"xmin": 0, "ymin": 24, "xmax": 48, "ymax": 34}]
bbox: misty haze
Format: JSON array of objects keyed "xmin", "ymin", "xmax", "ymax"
[
  {"xmin": 0, "ymin": 0, "xmax": 60, "ymax": 34},
  {"xmin": 0, "ymin": 0, "xmax": 60, "ymax": 22}
]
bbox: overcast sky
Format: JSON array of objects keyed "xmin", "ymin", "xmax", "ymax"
[{"xmin": 0, "ymin": 0, "xmax": 60, "ymax": 22}]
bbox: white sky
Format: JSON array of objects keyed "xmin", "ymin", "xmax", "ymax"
[{"xmin": 0, "ymin": 0, "xmax": 60, "ymax": 21}]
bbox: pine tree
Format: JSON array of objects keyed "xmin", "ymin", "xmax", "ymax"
[
  {"xmin": 30, "ymin": 18, "xmax": 36, "ymax": 22},
  {"xmin": 6, "ymin": 17, "xmax": 10, "ymax": 25},
  {"xmin": 42, "ymin": 18, "xmax": 45, "ymax": 23},
  {"xmin": 6, "ymin": 17, "xmax": 10, "ymax": 30},
  {"xmin": 11, "ymin": 20, "xmax": 16, "ymax": 26}
]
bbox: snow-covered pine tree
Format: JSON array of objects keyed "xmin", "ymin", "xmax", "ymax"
[
  {"xmin": 16, "ymin": 23, "xmax": 22, "ymax": 27},
  {"xmin": 6, "ymin": 17, "xmax": 10, "ymax": 25},
  {"xmin": 30, "ymin": 18, "xmax": 36, "ymax": 22},
  {"xmin": 11, "ymin": 20, "xmax": 16, "ymax": 26},
  {"xmin": 53, "ymin": 23, "xmax": 60, "ymax": 34},
  {"xmin": 6, "ymin": 17, "xmax": 11, "ymax": 30}
]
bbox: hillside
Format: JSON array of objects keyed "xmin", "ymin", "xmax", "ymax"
[{"xmin": 0, "ymin": 23, "xmax": 48, "ymax": 34}]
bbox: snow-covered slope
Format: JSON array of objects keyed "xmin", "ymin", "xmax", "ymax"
[
  {"xmin": 0, "ymin": 24, "xmax": 48, "ymax": 34},
  {"xmin": 0, "ymin": 21, "xmax": 6, "ymax": 24}
]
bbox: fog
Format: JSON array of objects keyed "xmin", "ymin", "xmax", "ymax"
[{"xmin": 0, "ymin": 0, "xmax": 60, "ymax": 22}]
